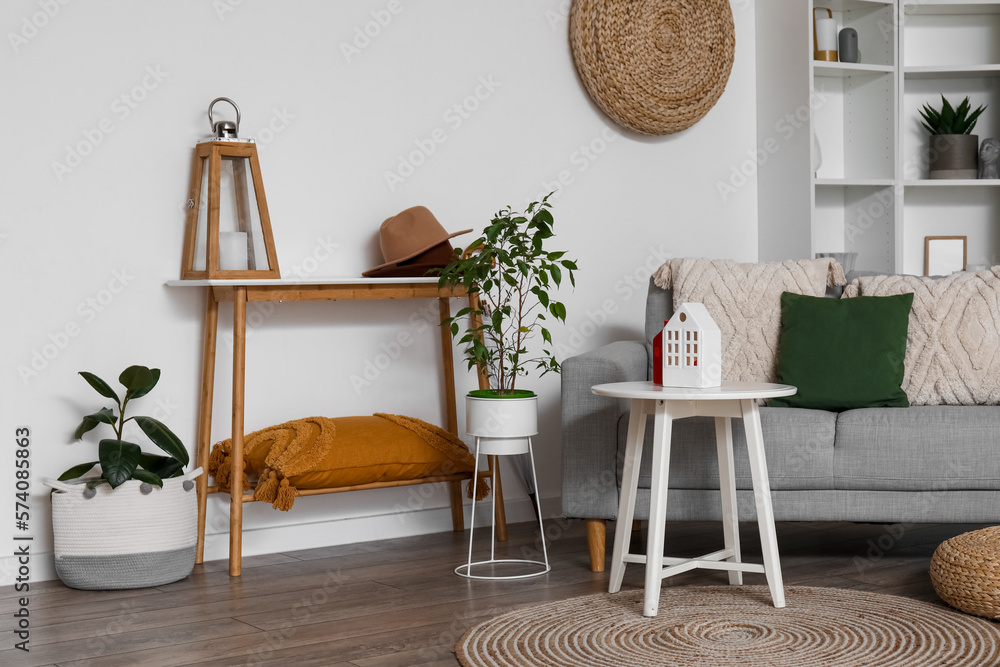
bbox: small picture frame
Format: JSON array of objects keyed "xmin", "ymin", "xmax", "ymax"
[{"xmin": 924, "ymin": 236, "xmax": 967, "ymax": 276}]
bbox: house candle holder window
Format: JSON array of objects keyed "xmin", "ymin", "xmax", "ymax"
[
  {"xmin": 180, "ymin": 97, "xmax": 280, "ymax": 280},
  {"xmin": 653, "ymin": 303, "xmax": 722, "ymax": 388}
]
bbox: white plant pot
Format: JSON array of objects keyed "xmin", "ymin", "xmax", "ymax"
[
  {"xmin": 43, "ymin": 468, "xmax": 203, "ymax": 590},
  {"xmin": 466, "ymin": 394, "xmax": 538, "ymax": 456}
]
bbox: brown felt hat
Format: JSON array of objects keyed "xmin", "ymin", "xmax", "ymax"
[{"xmin": 362, "ymin": 206, "xmax": 471, "ymax": 278}]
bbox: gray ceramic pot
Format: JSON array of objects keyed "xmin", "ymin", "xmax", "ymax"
[{"xmin": 930, "ymin": 134, "xmax": 979, "ymax": 179}]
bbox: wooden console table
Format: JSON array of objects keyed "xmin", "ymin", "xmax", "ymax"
[{"xmin": 166, "ymin": 277, "xmax": 507, "ymax": 576}]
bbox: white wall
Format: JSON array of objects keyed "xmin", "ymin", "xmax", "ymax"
[{"xmin": 0, "ymin": 0, "xmax": 758, "ymax": 583}]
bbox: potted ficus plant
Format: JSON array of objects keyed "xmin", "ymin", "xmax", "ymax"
[
  {"xmin": 919, "ymin": 95, "xmax": 987, "ymax": 179},
  {"xmin": 436, "ymin": 195, "xmax": 577, "ymax": 451},
  {"xmin": 43, "ymin": 365, "xmax": 202, "ymax": 590}
]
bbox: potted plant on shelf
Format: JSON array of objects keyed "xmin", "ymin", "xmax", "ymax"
[
  {"xmin": 435, "ymin": 195, "xmax": 578, "ymax": 450},
  {"xmin": 919, "ymin": 95, "xmax": 987, "ymax": 179},
  {"xmin": 43, "ymin": 365, "xmax": 202, "ymax": 590}
]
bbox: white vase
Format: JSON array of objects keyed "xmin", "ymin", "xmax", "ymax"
[{"xmin": 465, "ymin": 394, "xmax": 538, "ymax": 456}]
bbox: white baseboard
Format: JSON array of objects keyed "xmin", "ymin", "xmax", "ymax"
[{"xmin": 1, "ymin": 494, "xmax": 563, "ymax": 586}]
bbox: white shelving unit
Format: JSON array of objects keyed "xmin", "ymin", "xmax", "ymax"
[
  {"xmin": 756, "ymin": 0, "xmax": 1000, "ymax": 273},
  {"xmin": 899, "ymin": 0, "xmax": 1000, "ymax": 273}
]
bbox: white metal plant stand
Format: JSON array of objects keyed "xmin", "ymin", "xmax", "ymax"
[
  {"xmin": 456, "ymin": 395, "xmax": 550, "ymax": 580},
  {"xmin": 592, "ymin": 381, "xmax": 796, "ymax": 617}
]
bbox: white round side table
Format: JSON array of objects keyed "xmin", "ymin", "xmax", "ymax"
[
  {"xmin": 455, "ymin": 396, "xmax": 550, "ymax": 580},
  {"xmin": 591, "ymin": 380, "xmax": 796, "ymax": 617}
]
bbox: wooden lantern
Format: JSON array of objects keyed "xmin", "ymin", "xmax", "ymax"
[{"xmin": 180, "ymin": 98, "xmax": 280, "ymax": 280}]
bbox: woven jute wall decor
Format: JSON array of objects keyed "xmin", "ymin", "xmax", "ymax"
[{"xmin": 569, "ymin": 0, "xmax": 736, "ymax": 135}]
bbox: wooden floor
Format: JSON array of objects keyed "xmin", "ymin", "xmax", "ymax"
[{"xmin": 0, "ymin": 519, "xmax": 987, "ymax": 666}]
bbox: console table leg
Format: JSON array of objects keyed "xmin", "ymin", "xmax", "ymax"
[
  {"xmin": 490, "ymin": 455, "xmax": 508, "ymax": 542},
  {"xmin": 449, "ymin": 480, "xmax": 464, "ymax": 532},
  {"xmin": 742, "ymin": 398, "xmax": 784, "ymax": 608},
  {"xmin": 644, "ymin": 400, "xmax": 674, "ymax": 617},
  {"xmin": 715, "ymin": 415, "xmax": 742, "ymax": 585},
  {"xmin": 438, "ymin": 298, "xmax": 458, "ymax": 435},
  {"xmin": 229, "ymin": 287, "xmax": 247, "ymax": 577},
  {"xmin": 195, "ymin": 290, "xmax": 218, "ymax": 565}
]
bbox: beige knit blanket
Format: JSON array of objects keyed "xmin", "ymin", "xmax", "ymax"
[{"xmin": 654, "ymin": 258, "xmax": 846, "ymax": 383}]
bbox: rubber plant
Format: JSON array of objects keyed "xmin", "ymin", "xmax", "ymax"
[
  {"xmin": 60, "ymin": 365, "xmax": 189, "ymax": 489},
  {"xmin": 435, "ymin": 195, "xmax": 578, "ymax": 396},
  {"xmin": 919, "ymin": 95, "xmax": 987, "ymax": 135}
]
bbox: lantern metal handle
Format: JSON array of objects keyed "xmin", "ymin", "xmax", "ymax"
[{"xmin": 208, "ymin": 97, "xmax": 241, "ymax": 138}]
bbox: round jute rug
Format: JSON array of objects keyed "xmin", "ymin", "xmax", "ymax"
[{"xmin": 455, "ymin": 586, "xmax": 1000, "ymax": 666}]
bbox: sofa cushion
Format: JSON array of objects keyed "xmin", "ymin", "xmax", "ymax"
[
  {"xmin": 651, "ymin": 257, "xmax": 846, "ymax": 383},
  {"xmin": 834, "ymin": 406, "xmax": 1000, "ymax": 491},
  {"xmin": 616, "ymin": 407, "xmax": 836, "ymax": 491},
  {"xmin": 770, "ymin": 292, "xmax": 912, "ymax": 411},
  {"xmin": 843, "ymin": 268, "xmax": 1000, "ymax": 405}
]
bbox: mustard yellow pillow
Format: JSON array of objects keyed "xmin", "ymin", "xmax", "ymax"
[{"xmin": 208, "ymin": 415, "xmax": 478, "ymax": 510}]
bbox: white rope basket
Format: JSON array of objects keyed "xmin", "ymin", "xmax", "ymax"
[{"xmin": 44, "ymin": 468, "xmax": 202, "ymax": 590}]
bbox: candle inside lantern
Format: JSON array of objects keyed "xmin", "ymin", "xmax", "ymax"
[
  {"xmin": 816, "ymin": 18, "xmax": 838, "ymax": 53},
  {"xmin": 220, "ymin": 231, "xmax": 249, "ymax": 271}
]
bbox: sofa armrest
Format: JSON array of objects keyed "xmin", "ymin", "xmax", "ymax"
[{"xmin": 561, "ymin": 341, "xmax": 648, "ymax": 520}]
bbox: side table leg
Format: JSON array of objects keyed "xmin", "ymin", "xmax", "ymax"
[
  {"xmin": 742, "ymin": 399, "xmax": 784, "ymax": 608},
  {"xmin": 229, "ymin": 287, "xmax": 248, "ymax": 577},
  {"xmin": 195, "ymin": 290, "xmax": 218, "ymax": 565},
  {"xmin": 644, "ymin": 400, "xmax": 674, "ymax": 617},
  {"xmin": 609, "ymin": 399, "xmax": 648, "ymax": 593},
  {"xmin": 714, "ymin": 415, "xmax": 742, "ymax": 585}
]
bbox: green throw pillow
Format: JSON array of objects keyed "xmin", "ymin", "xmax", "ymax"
[{"xmin": 769, "ymin": 291, "xmax": 913, "ymax": 411}]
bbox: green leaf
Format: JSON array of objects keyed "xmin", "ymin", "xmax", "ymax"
[
  {"xmin": 964, "ymin": 104, "xmax": 987, "ymax": 134},
  {"xmin": 80, "ymin": 372, "xmax": 119, "ymax": 401},
  {"xmin": 561, "ymin": 260, "xmax": 578, "ymax": 270},
  {"xmin": 541, "ymin": 328, "xmax": 552, "ymax": 344},
  {"xmin": 550, "ymin": 265, "xmax": 562, "ymax": 286},
  {"xmin": 138, "ymin": 453, "xmax": 185, "ymax": 478},
  {"xmin": 74, "ymin": 407, "xmax": 116, "ymax": 439},
  {"xmin": 119, "ymin": 365, "xmax": 155, "ymax": 397},
  {"xmin": 129, "ymin": 368, "xmax": 160, "ymax": 399},
  {"xmin": 134, "ymin": 416, "xmax": 189, "ymax": 465},
  {"xmin": 550, "ymin": 302, "xmax": 567, "ymax": 322},
  {"xmin": 58, "ymin": 461, "xmax": 99, "ymax": 481},
  {"xmin": 132, "ymin": 469, "xmax": 163, "ymax": 488},
  {"xmin": 98, "ymin": 439, "xmax": 142, "ymax": 488}
]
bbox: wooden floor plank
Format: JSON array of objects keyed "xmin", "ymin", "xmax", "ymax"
[
  {"xmin": 0, "ymin": 519, "xmax": 985, "ymax": 666},
  {"xmin": 0, "ymin": 618, "xmax": 259, "ymax": 665},
  {"xmin": 9, "ymin": 581, "xmax": 398, "ymax": 646}
]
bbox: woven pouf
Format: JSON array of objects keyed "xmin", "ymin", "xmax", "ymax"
[
  {"xmin": 931, "ymin": 525, "xmax": 1000, "ymax": 618},
  {"xmin": 569, "ymin": 0, "xmax": 735, "ymax": 135}
]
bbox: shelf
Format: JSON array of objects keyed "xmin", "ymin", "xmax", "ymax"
[
  {"xmin": 904, "ymin": 179, "xmax": 1000, "ymax": 186},
  {"xmin": 905, "ymin": 64, "xmax": 1000, "ymax": 78},
  {"xmin": 814, "ymin": 62, "xmax": 895, "ymax": 78},
  {"xmin": 818, "ymin": 0, "xmax": 893, "ymax": 11},
  {"xmin": 815, "ymin": 178, "xmax": 896, "ymax": 186},
  {"xmin": 902, "ymin": 1, "xmax": 1000, "ymax": 15}
]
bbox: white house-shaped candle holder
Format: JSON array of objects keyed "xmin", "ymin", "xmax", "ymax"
[{"xmin": 661, "ymin": 302, "xmax": 722, "ymax": 388}]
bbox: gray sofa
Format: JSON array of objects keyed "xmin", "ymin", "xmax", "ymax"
[{"xmin": 561, "ymin": 278, "xmax": 1000, "ymax": 572}]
